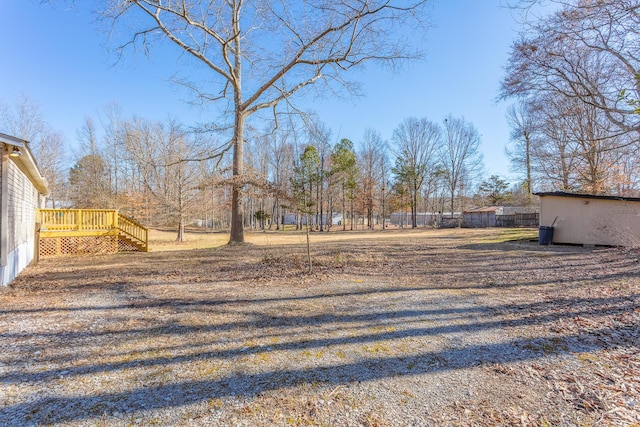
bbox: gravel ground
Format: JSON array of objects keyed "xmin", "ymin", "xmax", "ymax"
[{"xmin": 0, "ymin": 228, "xmax": 638, "ymax": 426}]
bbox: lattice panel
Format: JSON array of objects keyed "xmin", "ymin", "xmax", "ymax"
[
  {"xmin": 118, "ymin": 236, "xmax": 143, "ymax": 252},
  {"xmin": 39, "ymin": 236, "xmax": 118, "ymax": 257}
]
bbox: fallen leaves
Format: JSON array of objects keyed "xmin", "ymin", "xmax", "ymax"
[{"xmin": 2, "ymin": 228, "xmax": 639, "ymax": 426}]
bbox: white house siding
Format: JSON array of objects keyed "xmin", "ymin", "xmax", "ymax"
[{"xmin": 0, "ymin": 160, "xmax": 39, "ymax": 286}]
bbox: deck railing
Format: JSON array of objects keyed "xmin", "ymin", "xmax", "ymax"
[{"xmin": 39, "ymin": 209, "xmax": 118, "ymax": 231}]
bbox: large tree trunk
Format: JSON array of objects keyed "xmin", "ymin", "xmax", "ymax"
[
  {"xmin": 319, "ymin": 177, "xmax": 324, "ymax": 232},
  {"xmin": 228, "ymin": 9, "xmax": 245, "ymax": 244},
  {"xmin": 229, "ymin": 109, "xmax": 245, "ymax": 243},
  {"xmin": 412, "ymin": 184, "xmax": 418, "ymax": 229},
  {"xmin": 176, "ymin": 216, "xmax": 185, "ymax": 242},
  {"xmin": 350, "ymin": 198, "xmax": 354, "ymax": 231},
  {"xmin": 450, "ymin": 191, "xmax": 455, "ymax": 218},
  {"xmin": 525, "ymin": 133, "xmax": 532, "ymax": 204},
  {"xmin": 342, "ymin": 183, "xmax": 346, "ymax": 231},
  {"xmin": 327, "ymin": 176, "xmax": 334, "ymax": 230},
  {"xmin": 381, "ymin": 190, "xmax": 386, "ymax": 230}
]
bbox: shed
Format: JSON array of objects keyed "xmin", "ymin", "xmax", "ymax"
[
  {"xmin": 535, "ymin": 191, "xmax": 640, "ymax": 246},
  {"xmin": 463, "ymin": 206, "xmax": 502, "ymax": 228},
  {"xmin": 0, "ymin": 133, "xmax": 49, "ymax": 286}
]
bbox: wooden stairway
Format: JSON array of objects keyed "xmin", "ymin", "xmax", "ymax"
[{"xmin": 117, "ymin": 213, "xmax": 149, "ymax": 252}]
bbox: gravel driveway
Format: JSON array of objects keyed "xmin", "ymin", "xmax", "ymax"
[{"xmin": 1, "ymin": 229, "xmax": 638, "ymax": 426}]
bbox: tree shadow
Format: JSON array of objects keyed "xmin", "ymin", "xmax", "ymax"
[{"xmin": 1, "ymin": 321, "xmax": 636, "ymax": 425}]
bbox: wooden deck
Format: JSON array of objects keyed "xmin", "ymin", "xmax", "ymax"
[{"xmin": 37, "ymin": 209, "xmax": 149, "ymax": 257}]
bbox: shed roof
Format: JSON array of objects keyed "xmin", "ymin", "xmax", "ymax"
[
  {"xmin": 534, "ymin": 191, "xmax": 640, "ymax": 203},
  {"xmin": 464, "ymin": 206, "xmax": 501, "ymax": 213}
]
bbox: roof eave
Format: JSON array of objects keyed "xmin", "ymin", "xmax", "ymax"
[
  {"xmin": 534, "ymin": 191, "xmax": 640, "ymax": 203},
  {"xmin": 0, "ymin": 134, "xmax": 50, "ymax": 196}
]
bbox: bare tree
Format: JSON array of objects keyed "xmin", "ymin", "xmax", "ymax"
[
  {"xmin": 70, "ymin": 117, "xmax": 114, "ymax": 208},
  {"xmin": 378, "ymin": 144, "xmax": 391, "ymax": 229},
  {"xmin": 533, "ymin": 94, "xmax": 580, "ymax": 191},
  {"xmin": 391, "ymin": 117, "xmax": 440, "ymax": 228},
  {"xmin": 505, "ymin": 99, "xmax": 539, "ymax": 202},
  {"xmin": 100, "ymin": 103, "xmax": 127, "ymax": 208},
  {"xmin": 500, "ymin": 1, "xmax": 640, "ymax": 197},
  {"xmin": 611, "ymin": 142, "xmax": 640, "ymax": 196},
  {"xmin": 122, "ymin": 117, "xmax": 206, "ymax": 241},
  {"xmin": 245, "ymin": 130, "xmax": 273, "ymax": 229},
  {"xmin": 501, "ymin": 0, "xmax": 640, "ymax": 135},
  {"xmin": 563, "ymin": 97, "xmax": 617, "ymax": 194},
  {"xmin": 358, "ymin": 128, "xmax": 386, "ymax": 229},
  {"xmin": 422, "ymin": 165, "xmax": 448, "ymax": 217},
  {"xmin": 526, "ymin": 90, "xmax": 631, "ymax": 195},
  {"xmin": 268, "ymin": 126, "xmax": 295, "ymax": 230},
  {"xmin": 100, "ymin": 0, "xmax": 432, "ymax": 243},
  {"xmin": 441, "ymin": 116, "xmax": 483, "ymax": 216},
  {"xmin": 0, "ymin": 94, "xmax": 45, "ymax": 142},
  {"xmin": 0, "ymin": 94, "xmax": 68, "ymax": 206},
  {"xmin": 304, "ymin": 117, "xmax": 332, "ymax": 231}
]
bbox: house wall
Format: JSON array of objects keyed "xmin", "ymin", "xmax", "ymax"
[
  {"xmin": 540, "ymin": 195, "xmax": 640, "ymax": 246},
  {"xmin": 0, "ymin": 157, "xmax": 40, "ymax": 286}
]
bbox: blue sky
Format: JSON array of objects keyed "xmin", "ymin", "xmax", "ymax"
[{"xmin": 0, "ymin": 1, "xmax": 523, "ymax": 182}]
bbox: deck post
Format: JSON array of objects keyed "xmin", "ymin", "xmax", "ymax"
[{"xmin": 34, "ymin": 222, "xmax": 40, "ymax": 263}]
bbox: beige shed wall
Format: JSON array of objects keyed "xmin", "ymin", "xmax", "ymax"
[{"xmin": 540, "ymin": 195, "xmax": 640, "ymax": 246}]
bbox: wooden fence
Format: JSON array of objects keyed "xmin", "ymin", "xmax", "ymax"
[{"xmin": 494, "ymin": 213, "xmax": 539, "ymax": 228}]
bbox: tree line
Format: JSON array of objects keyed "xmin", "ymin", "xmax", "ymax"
[{"xmin": 2, "ymin": 95, "xmax": 516, "ymax": 238}]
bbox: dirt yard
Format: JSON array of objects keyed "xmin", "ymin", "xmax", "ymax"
[{"xmin": 1, "ymin": 228, "xmax": 638, "ymax": 426}]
